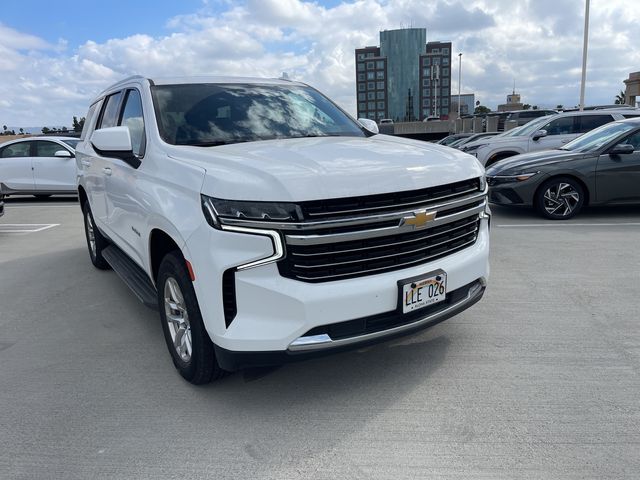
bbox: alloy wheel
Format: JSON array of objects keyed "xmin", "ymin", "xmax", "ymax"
[
  {"xmin": 85, "ymin": 211, "xmax": 96, "ymax": 257},
  {"xmin": 542, "ymin": 182, "xmax": 580, "ymax": 217},
  {"xmin": 164, "ymin": 277, "xmax": 192, "ymax": 362}
]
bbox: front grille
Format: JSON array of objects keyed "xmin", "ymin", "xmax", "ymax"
[
  {"xmin": 300, "ymin": 177, "xmax": 481, "ymax": 219},
  {"xmin": 279, "ymin": 215, "xmax": 480, "ymax": 282}
]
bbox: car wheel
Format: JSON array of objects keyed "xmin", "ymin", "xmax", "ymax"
[
  {"xmin": 82, "ymin": 202, "xmax": 110, "ymax": 269},
  {"xmin": 157, "ymin": 251, "xmax": 226, "ymax": 384},
  {"xmin": 535, "ymin": 177, "xmax": 584, "ymax": 220}
]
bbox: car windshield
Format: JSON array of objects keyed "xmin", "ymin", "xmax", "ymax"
[
  {"xmin": 151, "ymin": 83, "xmax": 366, "ymax": 146},
  {"xmin": 559, "ymin": 121, "xmax": 637, "ymax": 153},
  {"xmin": 504, "ymin": 116, "xmax": 551, "ymax": 137},
  {"xmin": 60, "ymin": 139, "xmax": 79, "ymax": 149}
]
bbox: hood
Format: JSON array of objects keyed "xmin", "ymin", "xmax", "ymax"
[
  {"xmin": 486, "ymin": 149, "xmax": 587, "ymax": 175},
  {"xmin": 166, "ymin": 134, "xmax": 484, "ymax": 201}
]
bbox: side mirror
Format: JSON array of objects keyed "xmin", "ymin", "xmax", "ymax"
[
  {"xmin": 358, "ymin": 118, "xmax": 379, "ymax": 134},
  {"xmin": 532, "ymin": 129, "xmax": 548, "ymax": 141},
  {"xmin": 54, "ymin": 150, "xmax": 72, "ymax": 158},
  {"xmin": 90, "ymin": 126, "xmax": 140, "ymax": 168},
  {"xmin": 609, "ymin": 143, "xmax": 635, "ymax": 155}
]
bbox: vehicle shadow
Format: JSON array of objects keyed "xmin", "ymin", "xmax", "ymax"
[{"xmin": 3, "ymin": 195, "xmax": 78, "ymax": 204}]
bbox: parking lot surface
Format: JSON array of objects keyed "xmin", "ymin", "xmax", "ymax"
[{"xmin": 1, "ymin": 197, "xmax": 639, "ymax": 479}]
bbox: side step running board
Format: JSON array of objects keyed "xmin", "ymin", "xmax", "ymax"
[{"xmin": 102, "ymin": 245, "xmax": 158, "ymax": 310}]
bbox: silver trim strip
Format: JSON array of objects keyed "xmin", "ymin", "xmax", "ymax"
[
  {"xmin": 305, "ymin": 185, "xmax": 480, "ymax": 217},
  {"xmin": 219, "ymin": 189, "xmax": 488, "ymax": 231},
  {"xmin": 290, "ymin": 217, "xmax": 479, "ymax": 257},
  {"xmin": 220, "ymin": 225, "xmax": 285, "ymax": 270},
  {"xmin": 292, "ymin": 226, "xmax": 478, "ymax": 270},
  {"xmin": 285, "ymin": 201, "xmax": 485, "ymax": 245},
  {"xmin": 288, "ymin": 280, "xmax": 485, "ymax": 352}
]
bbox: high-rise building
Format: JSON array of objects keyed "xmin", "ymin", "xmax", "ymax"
[{"xmin": 355, "ymin": 28, "xmax": 452, "ymax": 122}]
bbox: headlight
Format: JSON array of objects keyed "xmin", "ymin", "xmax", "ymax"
[
  {"xmin": 202, "ymin": 195, "xmax": 303, "ymax": 228},
  {"xmin": 479, "ymin": 174, "xmax": 487, "ymax": 191},
  {"xmin": 486, "ymin": 172, "xmax": 539, "ymax": 186}
]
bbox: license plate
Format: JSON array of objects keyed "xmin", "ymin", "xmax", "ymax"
[{"xmin": 401, "ymin": 271, "xmax": 447, "ymax": 314}]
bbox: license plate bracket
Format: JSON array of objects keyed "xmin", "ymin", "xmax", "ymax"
[{"xmin": 398, "ymin": 269, "xmax": 447, "ymax": 314}]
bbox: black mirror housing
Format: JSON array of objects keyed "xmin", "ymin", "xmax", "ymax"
[{"xmin": 609, "ymin": 143, "xmax": 635, "ymax": 155}]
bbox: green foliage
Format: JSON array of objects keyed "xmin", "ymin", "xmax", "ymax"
[
  {"xmin": 42, "ymin": 127, "xmax": 51, "ymax": 134},
  {"xmin": 474, "ymin": 105, "xmax": 491, "ymax": 114},
  {"xmin": 523, "ymin": 104, "xmax": 531, "ymax": 110},
  {"xmin": 72, "ymin": 116, "xmax": 86, "ymax": 133},
  {"xmin": 615, "ymin": 90, "xmax": 626, "ymax": 105}
]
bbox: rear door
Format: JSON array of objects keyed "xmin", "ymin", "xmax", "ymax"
[
  {"xmin": 595, "ymin": 129, "xmax": 640, "ymax": 203},
  {"xmin": 0, "ymin": 141, "xmax": 36, "ymax": 192},
  {"xmin": 32, "ymin": 140, "xmax": 76, "ymax": 191}
]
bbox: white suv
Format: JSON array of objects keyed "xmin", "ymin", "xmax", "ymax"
[
  {"xmin": 462, "ymin": 109, "xmax": 640, "ymax": 166},
  {"xmin": 76, "ymin": 76, "xmax": 490, "ymax": 383}
]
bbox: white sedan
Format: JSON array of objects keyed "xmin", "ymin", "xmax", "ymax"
[{"xmin": 0, "ymin": 136, "xmax": 80, "ymax": 198}]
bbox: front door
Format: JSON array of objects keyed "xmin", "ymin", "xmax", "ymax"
[
  {"xmin": 32, "ymin": 141, "xmax": 76, "ymax": 191},
  {"xmin": 0, "ymin": 141, "xmax": 35, "ymax": 192},
  {"xmin": 596, "ymin": 130, "xmax": 640, "ymax": 203}
]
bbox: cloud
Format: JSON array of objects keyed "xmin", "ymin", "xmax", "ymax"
[{"xmin": 0, "ymin": 0, "xmax": 638, "ymax": 127}]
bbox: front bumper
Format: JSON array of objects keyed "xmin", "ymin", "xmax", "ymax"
[
  {"xmin": 487, "ymin": 174, "xmax": 547, "ymax": 207},
  {"xmin": 185, "ymin": 212, "xmax": 490, "ymax": 358},
  {"xmin": 214, "ymin": 279, "xmax": 485, "ymax": 370}
]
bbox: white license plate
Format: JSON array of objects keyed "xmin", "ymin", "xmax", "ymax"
[{"xmin": 401, "ymin": 271, "xmax": 447, "ymax": 314}]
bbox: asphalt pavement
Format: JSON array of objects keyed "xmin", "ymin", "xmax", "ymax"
[{"xmin": 1, "ymin": 197, "xmax": 639, "ymax": 479}]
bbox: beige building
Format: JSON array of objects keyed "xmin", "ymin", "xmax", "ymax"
[
  {"xmin": 624, "ymin": 71, "xmax": 640, "ymax": 107},
  {"xmin": 497, "ymin": 92, "xmax": 523, "ymax": 112}
]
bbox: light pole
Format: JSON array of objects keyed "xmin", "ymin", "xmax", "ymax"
[
  {"xmin": 458, "ymin": 53, "xmax": 462, "ymax": 119},
  {"xmin": 579, "ymin": 0, "xmax": 590, "ymax": 111}
]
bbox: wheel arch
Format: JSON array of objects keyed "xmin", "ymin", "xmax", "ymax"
[
  {"xmin": 149, "ymin": 228, "xmax": 185, "ymax": 285},
  {"xmin": 485, "ymin": 150, "xmax": 522, "ymax": 167},
  {"xmin": 78, "ymin": 185, "xmax": 88, "ymax": 208}
]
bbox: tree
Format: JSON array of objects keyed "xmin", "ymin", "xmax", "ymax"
[
  {"xmin": 474, "ymin": 105, "xmax": 491, "ymax": 114},
  {"xmin": 72, "ymin": 116, "xmax": 85, "ymax": 133},
  {"xmin": 2, "ymin": 125, "xmax": 6, "ymax": 135},
  {"xmin": 615, "ymin": 90, "xmax": 626, "ymax": 105},
  {"xmin": 532, "ymin": 105, "xmax": 538, "ymax": 110},
  {"xmin": 42, "ymin": 127, "xmax": 50, "ymax": 134},
  {"xmin": 19, "ymin": 128, "xmax": 24, "ymax": 134},
  {"xmin": 556, "ymin": 104, "xmax": 563, "ymax": 110},
  {"xmin": 523, "ymin": 104, "xmax": 531, "ymax": 110},
  {"xmin": 61, "ymin": 126, "xmax": 68, "ymax": 133}
]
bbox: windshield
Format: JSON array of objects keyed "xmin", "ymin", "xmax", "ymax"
[
  {"xmin": 151, "ymin": 83, "xmax": 366, "ymax": 146},
  {"xmin": 60, "ymin": 139, "xmax": 80, "ymax": 149},
  {"xmin": 560, "ymin": 121, "xmax": 637, "ymax": 153},
  {"xmin": 504, "ymin": 116, "xmax": 551, "ymax": 137}
]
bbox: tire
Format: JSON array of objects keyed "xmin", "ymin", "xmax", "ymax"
[
  {"xmin": 535, "ymin": 177, "xmax": 585, "ymax": 220},
  {"xmin": 82, "ymin": 202, "xmax": 111, "ymax": 269},
  {"xmin": 34, "ymin": 194, "xmax": 52, "ymax": 199},
  {"xmin": 157, "ymin": 251, "xmax": 225, "ymax": 384}
]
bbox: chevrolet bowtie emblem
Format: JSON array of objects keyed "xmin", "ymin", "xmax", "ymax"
[{"xmin": 401, "ymin": 210, "xmax": 437, "ymax": 230}]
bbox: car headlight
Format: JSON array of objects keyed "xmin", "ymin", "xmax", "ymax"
[
  {"xmin": 201, "ymin": 195, "xmax": 304, "ymax": 228},
  {"xmin": 486, "ymin": 172, "xmax": 539, "ymax": 186},
  {"xmin": 479, "ymin": 174, "xmax": 487, "ymax": 192}
]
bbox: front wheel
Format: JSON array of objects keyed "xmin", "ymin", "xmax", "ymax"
[
  {"xmin": 82, "ymin": 202, "xmax": 110, "ymax": 269},
  {"xmin": 157, "ymin": 251, "xmax": 226, "ymax": 384},
  {"xmin": 535, "ymin": 177, "xmax": 585, "ymax": 220}
]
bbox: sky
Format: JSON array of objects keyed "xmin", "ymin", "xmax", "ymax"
[{"xmin": 1, "ymin": 0, "xmax": 639, "ymax": 128}]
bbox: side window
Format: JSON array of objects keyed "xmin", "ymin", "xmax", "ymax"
[
  {"xmin": 35, "ymin": 141, "xmax": 66, "ymax": 157},
  {"xmin": 80, "ymin": 102, "xmax": 100, "ymax": 140},
  {"xmin": 119, "ymin": 89, "xmax": 145, "ymax": 157},
  {"xmin": 543, "ymin": 116, "xmax": 576, "ymax": 135},
  {"xmin": 622, "ymin": 131, "xmax": 640, "ymax": 150},
  {"xmin": 577, "ymin": 115, "xmax": 612, "ymax": 134},
  {"xmin": 0, "ymin": 142, "xmax": 32, "ymax": 158},
  {"xmin": 97, "ymin": 92, "xmax": 123, "ymax": 129}
]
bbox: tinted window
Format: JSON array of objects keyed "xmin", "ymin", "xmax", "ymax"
[
  {"xmin": 543, "ymin": 116, "xmax": 576, "ymax": 135},
  {"xmin": 0, "ymin": 142, "xmax": 31, "ymax": 158},
  {"xmin": 35, "ymin": 141, "xmax": 67, "ymax": 157},
  {"xmin": 622, "ymin": 130, "xmax": 640, "ymax": 150},
  {"xmin": 119, "ymin": 89, "xmax": 145, "ymax": 157},
  {"xmin": 97, "ymin": 92, "xmax": 123, "ymax": 129},
  {"xmin": 81, "ymin": 102, "xmax": 99, "ymax": 140},
  {"xmin": 576, "ymin": 115, "xmax": 612, "ymax": 133},
  {"xmin": 151, "ymin": 83, "xmax": 366, "ymax": 146}
]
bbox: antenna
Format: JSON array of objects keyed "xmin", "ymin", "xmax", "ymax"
[{"xmin": 513, "ymin": 79, "xmax": 516, "ymax": 95}]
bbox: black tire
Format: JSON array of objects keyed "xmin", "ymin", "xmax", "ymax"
[
  {"xmin": 34, "ymin": 194, "xmax": 52, "ymax": 199},
  {"xmin": 535, "ymin": 176, "xmax": 585, "ymax": 220},
  {"xmin": 157, "ymin": 251, "xmax": 225, "ymax": 384},
  {"xmin": 82, "ymin": 202, "xmax": 110, "ymax": 269}
]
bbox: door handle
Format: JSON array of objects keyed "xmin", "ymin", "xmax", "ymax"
[
  {"xmin": 81, "ymin": 160, "xmax": 91, "ymax": 167},
  {"xmin": 102, "ymin": 167, "xmax": 112, "ymax": 176}
]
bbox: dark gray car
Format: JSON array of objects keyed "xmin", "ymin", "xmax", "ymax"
[{"xmin": 486, "ymin": 117, "xmax": 640, "ymax": 219}]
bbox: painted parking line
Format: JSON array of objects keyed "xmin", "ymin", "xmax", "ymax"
[
  {"xmin": 0, "ymin": 224, "xmax": 60, "ymax": 234},
  {"xmin": 496, "ymin": 222, "xmax": 640, "ymax": 228}
]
